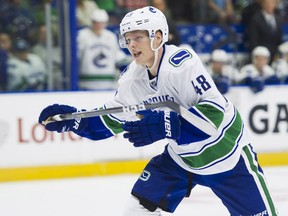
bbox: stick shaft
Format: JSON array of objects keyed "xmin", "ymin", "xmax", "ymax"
[{"xmin": 43, "ymin": 101, "xmax": 217, "ymax": 135}]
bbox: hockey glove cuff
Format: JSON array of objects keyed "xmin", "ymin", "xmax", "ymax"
[{"xmin": 122, "ymin": 110, "xmax": 180, "ymax": 147}]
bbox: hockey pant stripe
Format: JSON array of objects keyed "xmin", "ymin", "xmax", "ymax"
[{"xmin": 242, "ymin": 145, "xmax": 278, "ymax": 216}]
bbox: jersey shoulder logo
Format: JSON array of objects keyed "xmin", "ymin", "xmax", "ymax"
[{"xmin": 169, "ymin": 49, "xmax": 192, "ymax": 67}]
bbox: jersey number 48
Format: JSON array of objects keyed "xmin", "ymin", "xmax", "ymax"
[{"xmin": 191, "ymin": 75, "xmax": 211, "ymax": 95}]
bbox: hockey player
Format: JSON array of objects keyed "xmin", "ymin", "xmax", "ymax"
[
  {"xmin": 206, "ymin": 49, "xmax": 240, "ymax": 94},
  {"xmin": 7, "ymin": 39, "xmax": 47, "ymax": 91},
  {"xmin": 239, "ymin": 46, "xmax": 280, "ymax": 93},
  {"xmin": 77, "ymin": 8, "xmax": 130, "ymax": 90},
  {"xmin": 272, "ymin": 41, "xmax": 288, "ymax": 83},
  {"xmin": 39, "ymin": 6, "xmax": 278, "ymax": 216}
]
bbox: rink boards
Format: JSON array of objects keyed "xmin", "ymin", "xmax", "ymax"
[{"xmin": 0, "ymin": 86, "xmax": 287, "ymax": 181}]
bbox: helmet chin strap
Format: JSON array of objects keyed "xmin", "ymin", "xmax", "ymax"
[{"xmin": 146, "ymin": 38, "xmax": 163, "ymax": 71}]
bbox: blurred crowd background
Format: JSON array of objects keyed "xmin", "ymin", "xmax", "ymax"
[{"xmin": 0, "ymin": 0, "xmax": 288, "ymax": 94}]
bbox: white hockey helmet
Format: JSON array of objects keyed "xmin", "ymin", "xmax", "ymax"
[
  {"xmin": 252, "ymin": 46, "xmax": 270, "ymax": 58},
  {"xmin": 278, "ymin": 41, "xmax": 288, "ymax": 55},
  {"xmin": 211, "ymin": 49, "xmax": 228, "ymax": 62},
  {"xmin": 119, "ymin": 6, "xmax": 169, "ymax": 49},
  {"xmin": 91, "ymin": 9, "xmax": 109, "ymax": 23}
]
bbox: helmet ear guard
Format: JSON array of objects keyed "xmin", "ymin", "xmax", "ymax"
[{"xmin": 119, "ymin": 6, "xmax": 169, "ymax": 49}]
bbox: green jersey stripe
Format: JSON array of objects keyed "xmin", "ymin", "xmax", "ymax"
[
  {"xmin": 243, "ymin": 146, "xmax": 278, "ymax": 215},
  {"xmin": 181, "ymin": 111, "xmax": 242, "ymax": 168},
  {"xmin": 80, "ymin": 74, "xmax": 116, "ymax": 81},
  {"xmin": 101, "ymin": 114, "xmax": 124, "ymax": 134},
  {"xmin": 195, "ymin": 103, "xmax": 224, "ymax": 128}
]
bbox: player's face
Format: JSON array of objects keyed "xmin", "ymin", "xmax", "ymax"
[
  {"xmin": 0, "ymin": 33, "xmax": 11, "ymax": 51},
  {"xmin": 253, "ymin": 56, "xmax": 268, "ymax": 70},
  {"xmin": 212, "ymin": 61, "xmax": 225, "ymax": 73},
  {"xmin": 92, "ymin": 21, "xmax": 106, "ymax": 34},
  {"xmin": 124, "ymin": 30, "xmax": 155, "ymax": 66},
  {"xmin": 262, "ymin": 0, "xmax": 277, "ymax": 14}
]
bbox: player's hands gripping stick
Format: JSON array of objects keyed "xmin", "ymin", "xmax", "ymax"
[
  {"xmin": 122, "ymin": 110, "xmax": 180, "ymax": 147},
  {"xmin": 38, "ymin": 104, "xmax": 87, "ymax": 133}
]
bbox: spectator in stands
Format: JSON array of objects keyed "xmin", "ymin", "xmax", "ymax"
[
  {"xmin": 240, "ymin": 0, "xmax": 262, "ymax": 26},
  {"xmin": 207, "ymin": 0, "xmax": 237, "ymax": 24},
  {"xmin": 116, "ymin": 0, "xmax": 148, "ymax": 11},
  {"xmin": 276, "ymin": 0, "xmax": 288, "ymax": 23},
  {"xmin": 165, "ymin": 0, "xmax": 200, "ymax": 23},
  {"xmin": 247, "ymin": 0, "xmax": 283, "ymax": 64},
  {"xmin": 207, "ymin": 0, "xmax": 238, "ymax": 50},
  {"xmin": 32, "ymin": 25, "xmax": 62, "ymax": 90},
  {"xmin": 0, "ymin": 32, "xmax": 12, "ymax": 91},
  {"xmin": 0, "ymin": 32, "xmax": 12, "ymax": 54},
  {"xmin": 7, "ymin": 39, "xmax": 47, "ymax": 92},
  {"xmin": 76, "ymin": 0, "xmax": 99, "ymax": 27},
  {"xmin": 30, "ymin": 0, "xmax": 58, "ymax": 26},
  {"xmin": 0, "ymin": 0, "xmax": 37, "ymax": 45},
  {"xmin": 111, "ymin": 0, "xmax": 149, "ymax": 24},
  {"xmin": 150, "ymin": 0, "xmax": 180, "ymax": 45},
  {"xmin": 239, "ymin": 46, "xmax": 280, "ymax": 93},
  {"xmin": 151, "ymin": 0, "xmax": 172, "ymax": 19},
  {"xmin": 77, "ymin": 9, "xmax": 131, "ymax": 90},
  {"xmin": 271, "ymin": 41, "xmax": 288, "ymax": 83},
  {"xmin": 112, "ymin": 0, "xmax": 149, "ymax": 21},
  {"xmin": 190, "ymin": 0, "xmax": 209, "ymax": 23},
  {"xmin": 240, "ymin": 0, "xmax": 262, "ymax": 53},
  {"xmin": 206, "ymin": 49, "xmax": 240, "ymax": 94}
]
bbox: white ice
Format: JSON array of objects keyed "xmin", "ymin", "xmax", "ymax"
[{"xmin": 0, "ymin": 166, "xmax": 287, "ymax": 216}]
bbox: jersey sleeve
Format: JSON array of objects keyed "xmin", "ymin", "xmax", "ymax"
[
  {"xmin": 73, "ymin": 73, "xmax": 140, "ymax": 140},
  {"xmin": 73, "ymin": 98, "xmax": 129, "ymax": 141},
  {"xmin": 75, "ymin": 109, "xmax": 124, "ymax": 140}
]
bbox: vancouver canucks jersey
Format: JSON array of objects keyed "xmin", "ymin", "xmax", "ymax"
[
  {"xmin": 78, "ymin": 44, "xmax": 251, "ymax": 175},
  {"xmin": 77, "ymin": 28, "xmax": 127, "ymax": 89}
]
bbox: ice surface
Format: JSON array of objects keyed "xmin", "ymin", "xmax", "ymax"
[{"xmin": 0, "ymin": 166, "xmax": 287, "ymax": 216}]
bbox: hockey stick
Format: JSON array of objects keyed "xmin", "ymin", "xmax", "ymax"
[{"xmin": 42, "ymin": 101, "xmax": 218, "ymax": 135}]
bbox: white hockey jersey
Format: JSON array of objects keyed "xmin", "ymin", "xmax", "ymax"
[
  {"xmin": 7, "ymin": 53, "xmax": 46, "ymax": 91},
  {"xmin": 206, "ymin": 64, "xmax": 242, "ymax": 84},
  {"xmin": 239, "ymin": 64, "xmax": 275, "ymax": 81},
  {"xmin": 77, "ymin": 28, "xmax": 128, "ymax": 90},
  {"xmin": 79, "ymin": 45, "xmax": 251, "ymax": 175},
  {"xmin": 272, "ymin": 58, "xmax": 288, "ymax": 81}
]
